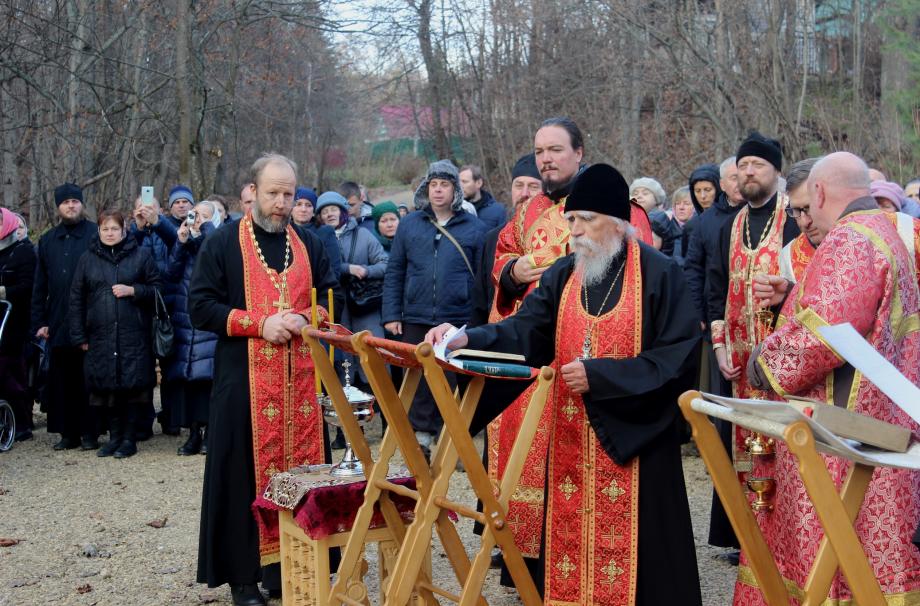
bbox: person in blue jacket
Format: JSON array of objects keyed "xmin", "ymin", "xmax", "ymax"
[
  {"xmin": 292, "ymin": 186, "xmax": 342, "ymax": 280},
  {"xmin": 165, "ymin": 201, "xmax": 221, "ymax": 456},
  {"xmin": 382, "ymin": 159, "xmax": 485, "ymax": 455}
]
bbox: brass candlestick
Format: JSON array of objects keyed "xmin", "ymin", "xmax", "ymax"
[{"xmin": 744, "ymin": 432, "xmax": 775, "ymax": 457}]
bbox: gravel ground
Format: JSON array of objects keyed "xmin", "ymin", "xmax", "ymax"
[{"xmin": 0, "ymin": 401, "xmax": 736, "ymax": 605}]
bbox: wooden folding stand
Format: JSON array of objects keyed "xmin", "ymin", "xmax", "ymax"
[
  {"xmin": 304, "ymin": 327, "xmax": 554, "ymax": 606},
  {"xmin": 679, "ymin": 390, "xmax": 901, "ymax": 606}
]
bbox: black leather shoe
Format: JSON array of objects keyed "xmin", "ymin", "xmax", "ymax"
[
  {"xmin": 14, "ymin": 430, "xmax": 33, "ymax": 442},
  {"xmin": 199, "ymin": 427, "xmax": 208, "ymax": 455},
  {"xmin": 97, "ymin": 439, "xmax": 121, "ymax": 457},
  {"xmin": 80, "ymin": 436, "xmax": 100, "ymax": 450},
  {"xmin": 177, "ymin": 430, "xmax": 202, "ymax": 456},
  {"xmin": 230, "ymin": 584, "xmax": 267, "ymax": 606},
  {"xmin": 113, "ymin": 440, "xmax": 137, "ymax": 459},
  {"xmin": 53, "ymin": 437, "xmax": 80, "ymax": 450}
]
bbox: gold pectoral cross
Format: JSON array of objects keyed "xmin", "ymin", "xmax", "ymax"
[{"xmin": 272, "ymin": 287, "xmax": 291, "ymax": 311}]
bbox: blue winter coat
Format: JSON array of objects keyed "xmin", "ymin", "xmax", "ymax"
[
  {"xmin": 164, "ymin": 224, "xmax": 218, "ymax": 382},
  {"xmin": 129, "ymin": 216, "xmax": 177, "ymax": 279},
  {"xmin": 472, "ymin": 191, "xmax": 507, "ymax": 231},
  {"xmin": 300, "ymin": 223, "xmax": 343, "ymax": 280},
  {"xmin": 382, "ymin": 208, "xmax": 485, "ymax": 326}
]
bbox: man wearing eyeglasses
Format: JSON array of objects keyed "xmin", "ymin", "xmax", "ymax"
[{"xmin": 778, "ymin": 158, "xmax": 823, "ymax": 283}]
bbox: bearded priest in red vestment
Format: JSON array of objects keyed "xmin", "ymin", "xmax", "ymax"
[
  {"xmin": 740, "ymin": 152, "xmax": 920, "ymax": 604},
  {"xmin": 429, "ymin": 163, "xmax": 702, "ymax": 605},
  {"xmin": 190, "ymin": 154, "xmax": 343, "ymax": 606},
  {"xmin": 485, "ymin": 119, "xmax": 653, "ymax": 587}
]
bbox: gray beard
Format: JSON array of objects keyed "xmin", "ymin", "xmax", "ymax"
[
  {"xmin": 574, "ymin": 235, "xmax": 624, "ymax": 287},
  {"xmin": 252, "ymin": 204, "xmax": 289, "ymax": 233}
]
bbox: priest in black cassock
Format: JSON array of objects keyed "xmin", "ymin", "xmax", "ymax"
[
  {"xmin": 190, "ymin": 154, "xmax": 343, "ymax": 606},
  {"xmin": 427, "ymin": 163, "xmax": 702, "ymax": 605}
]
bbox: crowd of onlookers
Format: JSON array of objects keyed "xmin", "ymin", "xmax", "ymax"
[{"xmin": 2, "ymin": 154, "xmax": 919, "ymax": 459}]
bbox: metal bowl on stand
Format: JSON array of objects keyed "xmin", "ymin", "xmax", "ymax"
[{"xmin": 318, "ymin": 362, "xmax": 375, "ymax": 477}]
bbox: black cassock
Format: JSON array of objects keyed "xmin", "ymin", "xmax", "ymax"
[
  {"xmin": 466, "ymin": 242, "xmax": 703, "ymax": 605},
  {"xmin": 190, "ymin": 221, "xmax": 343, "ymax": 589}
]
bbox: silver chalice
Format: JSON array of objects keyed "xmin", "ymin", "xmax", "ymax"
[{"xmin": 318, "ymin": 360, "xmax": 375, "ymax": 477}]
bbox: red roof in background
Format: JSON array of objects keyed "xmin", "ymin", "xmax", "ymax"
[{"xmin": 378, "ymin": 105, "xmax": 471, "ymax": 140}]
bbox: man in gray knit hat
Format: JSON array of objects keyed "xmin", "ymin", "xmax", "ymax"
[{"xmin": 381, "ymin": 159, "xmax": 485, "ymax": 455}]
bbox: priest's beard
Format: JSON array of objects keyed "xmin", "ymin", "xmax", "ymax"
[
  {"xmin": 573, "ymin": 234, "xmax": 624, "ymax": 287},
  {"xmin": 252, "ymin": 203, "xmax": 290, "ymax": 233}
]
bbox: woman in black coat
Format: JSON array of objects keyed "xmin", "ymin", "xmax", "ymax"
[{"xmin": 70, "ymin": 210, "xmax": 161, "ymax": 458}]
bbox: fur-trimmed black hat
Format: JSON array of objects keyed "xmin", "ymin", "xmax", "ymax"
[
  {"xmin": 737, "ymin": 131, "xmax": 783, "ymax": 171},
  {"xmin": 564, "ymin": 163, "xmax": 630, "ymax": 221}
]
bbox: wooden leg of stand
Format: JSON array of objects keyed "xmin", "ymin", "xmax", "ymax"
[
  {"xmin": 383, "ymin": 365, "xmax": 486, "ymax": 606},
  {"xmin": 678, "ymin": 391, "xmax": 790, "ymax": 606},
  {"xmin": 784, "ymin": 422, "xmax": 885, "ymax": 606},
  {"xmin": 800, "ymin": 462, "xmax": 873, "ymax": 606},
  {"xmin": 458, "ymin": 367, "xmax": 554, "ymax": 606}
]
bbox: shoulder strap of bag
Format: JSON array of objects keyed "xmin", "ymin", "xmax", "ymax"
[
  {"xmin": 154, "ymin": 288, "xmax": 167, "ymax": 320},
  {"xmin": 346, "ymin": 228, "xmax": 359, "ymax": 264},
  {"xmin": 429, "ymin": 218, "xmax": 474, "ymax": 276}
]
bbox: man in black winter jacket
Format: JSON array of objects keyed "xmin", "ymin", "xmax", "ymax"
[{"xmin": 31, "ymin": 183, "xmax": 99, "ymax": 451}]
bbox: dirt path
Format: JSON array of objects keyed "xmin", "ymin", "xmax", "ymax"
[{"xmin": 0, "ymin": 405, "xmax": 736, "ymax": 605}]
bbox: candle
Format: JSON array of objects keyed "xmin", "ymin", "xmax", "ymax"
[
  {"xmin": 311, "ymin": 288, "xmax": 319, "ymax": 393},
  {"xmin": 328, "ymin": 288, "xmax": 334, "ymax": 363}
]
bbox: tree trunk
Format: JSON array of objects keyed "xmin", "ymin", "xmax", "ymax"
[{"xmin": 176, "ymin": 0, "xmax": 193, "ymax": 189}]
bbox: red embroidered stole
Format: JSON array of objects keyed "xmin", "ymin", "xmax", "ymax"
[
  {"xmin": 724, "ymin": 200, "xmax": 787, "ymax": 399},
  {"xmin": 628, "ymin": 202, "xmax": 655, "ymax": 246},
  {"xmin": 545, "ymin": 239, "xmax": 642, "ymax": 605},
  {"xmin": 788, "ymin": 233, "xmax": 815, "ymax": 283},
  {"xmin": 238, "ymin": 218, "xmax": 324, "ymax": 564},
  {"xmin": 487, "ymin": 192, "xmax": 569, "ymax": 554}
]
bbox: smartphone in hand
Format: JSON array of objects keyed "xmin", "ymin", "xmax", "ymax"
[{"xmin": 141, "ymin": 186, "xmax": 154, "ymax": 205}]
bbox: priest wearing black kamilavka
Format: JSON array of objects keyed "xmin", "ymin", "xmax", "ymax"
[
  {"xmin": 190, "ymin": 154, "xmax": 343, "ymax": 606},
  {"xmin": 426, "ymin": 163, "xmax": 702, "ymax": 605}
]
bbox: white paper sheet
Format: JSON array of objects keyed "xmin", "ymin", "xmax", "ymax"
[
  {"xmin": 817, "ymin": 323, "xmax": 920, "ymax": 426},
  {"xmin": 695, "ymin": 394, "xmax": 920, "ymax": 469},
  {"xmin": 432, "ymin": 324, "xmax": 466, "ymax": 361}
]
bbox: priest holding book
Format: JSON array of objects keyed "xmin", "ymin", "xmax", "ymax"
[{"xmin": 426, "ymin": 163, "xmax": 702, "ymax": 605}]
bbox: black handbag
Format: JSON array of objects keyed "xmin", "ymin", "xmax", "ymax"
[
  {"xmin": 152, "ymin": 288, "xmax": 174, "ymax": 358},
  {"xmin": 344, "ymin": 231, "xmax": 384, "ymax": 316}
]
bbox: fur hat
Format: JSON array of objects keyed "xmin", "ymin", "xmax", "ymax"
[
  {"xmin": 414, "ymin": 159, "xmax": 464, "ymax": 211},
  {"xmin": 565, "ymin": 164, "xmax": 630, "ymax": 221}
]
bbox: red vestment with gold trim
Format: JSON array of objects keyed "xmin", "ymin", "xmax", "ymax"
[
  {"xmin": 722, "ymin": 201, "xmax": 789, "ymax": 400},
  {"xmin": 735, "ymin": 210, "xmax": 920, "ymax": 604},
  {"xmin": 779, "ymin": 233, "xmax": 815, "ymax": 284},
  {"xmin": 231, "ymin": 216, "xmax": 325, "ymax": 565},
  {"xmin": 544, "ymin": 238, "xmax": 642, "ymax": 605}
]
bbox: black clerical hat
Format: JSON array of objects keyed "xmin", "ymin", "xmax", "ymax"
[
  {"xmin": 564, "ymin": 163, "xmax": 630, "ymax": 221},
  {"xmin": 737, "ymin": 131, "xmax": 783, "ymax": 171}
]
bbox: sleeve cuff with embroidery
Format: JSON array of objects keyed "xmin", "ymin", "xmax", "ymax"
[
  {"xmin": 226, "ymin": 309, "xmax": 268, "ymax": 338},
  {"xmin": 710, "ymin": 320, "xmax": 726, "ymax": 346}
]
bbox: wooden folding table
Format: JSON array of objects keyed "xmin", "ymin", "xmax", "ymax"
[
  {"xmin": 680, "ymin": 390, "xmax": 920, "ymax": 606},
  {"xmin": 303, "ymin": 327, "xmax": 554, "ymax": 606}
]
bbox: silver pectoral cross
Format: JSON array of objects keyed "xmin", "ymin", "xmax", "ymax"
[{"xmin": 580, "ymin": 333, "xmax": 592, "ymax": 361}]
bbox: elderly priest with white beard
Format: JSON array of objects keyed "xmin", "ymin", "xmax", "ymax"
[{"xmin": 426, "ymin": 163, "xmax": 702, "ymax": 606}]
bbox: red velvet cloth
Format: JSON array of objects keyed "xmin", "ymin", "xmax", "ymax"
[{"xmin": 253, "ymin": 476, "xmax": 417, "ymax": 540}]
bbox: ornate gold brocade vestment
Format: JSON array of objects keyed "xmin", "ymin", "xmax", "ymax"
[
  {"xmin": 544, "ymin": 238, "xmax": 643, "ymax": 605},
  {"xmin": 229, "ymin": 216, "xmax": 325, "ymax": 564}
]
